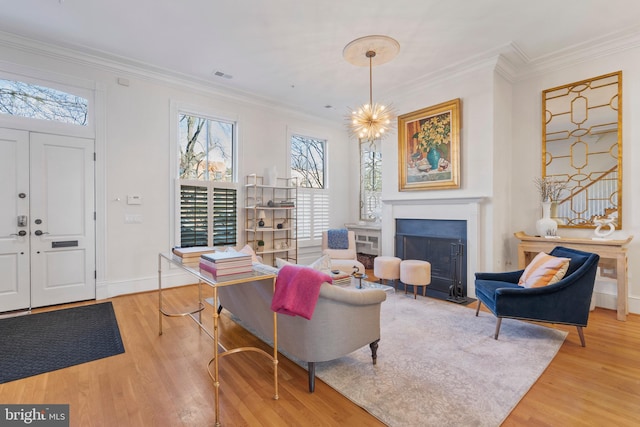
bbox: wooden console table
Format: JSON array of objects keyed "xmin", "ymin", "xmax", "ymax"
[{"xmin": 514, "ymin": 231, "xmax": 633, "ymax": 321}]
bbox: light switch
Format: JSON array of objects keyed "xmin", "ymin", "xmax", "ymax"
[{"xmin": 127, "ymin": 195, "xmax": 142, "ymax": 205}]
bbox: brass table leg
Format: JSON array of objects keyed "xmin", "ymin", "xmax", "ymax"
[
  {"xmin": 158, "ymin": 254, "xmax": 163, "ymax": 335},
  {"xmin": 272, "ymin": 276, "xmax": 279, "ymax": 400},
  {"xmin": 213, "ymin": 286, "xmax": 221, "ymax": 426}
]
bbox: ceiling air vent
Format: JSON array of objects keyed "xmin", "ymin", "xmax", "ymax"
[{"xmin": 213, "ymin": 71, "xmax": 233, "ymax": 79}]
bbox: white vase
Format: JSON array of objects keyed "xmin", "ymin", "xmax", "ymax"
[
  {"xmin": 536, "ymin": 201, "xmax": 558, "ymax": 237},
  {"xmin": 264, "ymin": 166, "xmax": 277, "ymax": 186},
  {"xmin": 550, "ymin": 201, "xmax": 564, "ymax": 225}
]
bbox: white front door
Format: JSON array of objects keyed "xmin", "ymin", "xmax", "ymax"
[
  {"xmin": 0, "ymin": 129, "xmax": 95, "ymax": 312},
  {"xmin": 0, "ymin": 129, "xmax": 30, "ymax": 312}
]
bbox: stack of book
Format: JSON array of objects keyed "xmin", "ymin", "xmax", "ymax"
[
  {"xmin": 330, "ymin": 270, "xmax": 352, "ymax": 285},
  {"xmin": 199, "ymin": 251, "xmax": 253, "ymax": 278},
  {"xmin": 279, "ymin": 201, "xmax": 295, "ymax": 207},
  {"xmin": 172, "ymin": 246, "xmax": 216, "ymax": 266}
]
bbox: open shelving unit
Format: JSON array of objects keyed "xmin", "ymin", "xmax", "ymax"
[{"xmin": 245, "ymin": 174, "xmax": 297, "ymax": 266}]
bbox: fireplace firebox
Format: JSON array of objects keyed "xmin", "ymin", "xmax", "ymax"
[{"xmin": 395, "ymin": 219, "xmax": 467, "ymax": 302}]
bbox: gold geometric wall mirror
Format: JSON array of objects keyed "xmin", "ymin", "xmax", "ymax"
[{"xmin": 542, "ymin": 71, "xmax": 622, "ymax": 229}]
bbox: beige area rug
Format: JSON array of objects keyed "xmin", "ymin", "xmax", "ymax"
[{"xmin": 312, "ymin": 293, "xmax": 567, "ymax": 427}]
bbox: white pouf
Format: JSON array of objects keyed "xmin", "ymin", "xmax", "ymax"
[
  {"xmin": 400, "ymin": 260, "xmax": 432, "ymax": 299},
  {"xmin": 374, "ymin": 256, "xmax": 402, "ymax": 289}
]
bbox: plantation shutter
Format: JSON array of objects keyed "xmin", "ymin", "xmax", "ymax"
[
  {"xmin": 212, "ymin": 187, "xmax": 237, "ymax": 246},
  {"xmin": 296, "ymin": 189, "xmax": 328, "ymax": 245},
  {"xmin": 180, "ymin": 185, "xmax": 209, "ymax": 247},
  {"xmin": 179, "ymin": 182, "xmax": 237, "ymax": 247},
  {"xmin": 313, "ymin": 192, "xmax": 329, "ymax": 241}
]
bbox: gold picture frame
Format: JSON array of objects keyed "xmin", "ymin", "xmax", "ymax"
[{"xmin": 398, "ymin": 98, "xmax": 461, "ymax": 191}]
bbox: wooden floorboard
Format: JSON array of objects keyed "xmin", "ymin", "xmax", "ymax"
[{"xmin": 1, "ymin": 282, "xmax": 638, "ymax": 426}]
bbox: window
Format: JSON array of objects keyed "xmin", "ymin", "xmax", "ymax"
[
  {"xmin": 290, "ymin": 134, "xmax": 328, "ymax": 245},
  {"xmin": 179, "ymin": 113, "xmax": 234, "ymax": 181},
  {"xmin": 291, "ymin": 134, "xmax": 325, "ymax": 189},
  {"xmin": 0, "ymin": 79, "xmax": 88, "ymax": 125},
  {"xmin": 177, "ymin": 112, "xmax": 237, "ymax": 248},
  {"xmin": 360, "ymin": 141, "xmax": 382, "ymax": 222}
]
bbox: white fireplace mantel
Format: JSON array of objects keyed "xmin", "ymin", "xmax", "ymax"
[
  {"xmin": 382, "ymin": 196, "xmax": 486, "ymax": 206},
  {"xmin": 381, "ymin": 196, "xmax": 486, "ymax": 298}
]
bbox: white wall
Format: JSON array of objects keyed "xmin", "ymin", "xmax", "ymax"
[
  {"xmin": 492, "ymin": 70, "xmax": 515, "ymax": 271},
  {"xmin": 2, "ymin": 33, "xmax": 639, "ymax": 314},
  {"xmin": 510, "ymin": 46, "xmax": 640, "ymax": 313},
  {"xmin": 0, "ymin": 39, "xmax": 352, "ymax": 298},
  {"xmin": 380, "ymin": 63, "xmax": 497, "ymax": 272}
]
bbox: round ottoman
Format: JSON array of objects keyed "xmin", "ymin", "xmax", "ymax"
[
  {"xmin": 374, "ymin": 256, "xmax": 401, "ymax": 289},
  {"xmin": 400, "ymin": 260, "xmax": 431, "ymax": 299}
]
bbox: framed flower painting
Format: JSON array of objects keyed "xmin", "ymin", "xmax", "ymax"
[{"xmin": 398, "ymin": 98, "xmax": 461, "ymax": 191}]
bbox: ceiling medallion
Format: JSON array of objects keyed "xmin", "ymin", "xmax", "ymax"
[{"xmin": 343, "ymin": 35, "xmax": 400, "ymax": 142}]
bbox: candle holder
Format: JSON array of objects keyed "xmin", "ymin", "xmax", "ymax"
[{"xmin": 352, "ymin": 272, "xmax": 366, "ymax": 289}]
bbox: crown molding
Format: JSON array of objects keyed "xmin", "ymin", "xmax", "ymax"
[
  {"xmin": 2, "ymin": 25, "xmax": 639, "ymax": 124},
  {"xmin": 514, "ymin": 25, "xmax": 640, "ymax": 80},
  {"xmin": 493, "ymin": 43, "xmax": 529, "ymax": 83},
  {"xmin": 0, "ymin": 31, "xmax": 340, "ymax": 128},
  {"xmin": 388, "ymin": 45, "xmax": 505, "ymax": 103},
  {"xmin": 388, "ymin": 24, "xmax": 640, "ymax": 94}
]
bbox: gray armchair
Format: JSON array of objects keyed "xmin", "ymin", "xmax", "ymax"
[{"xmin": 474, "ymin": 246, "xmax": 599, "ymax": 346}]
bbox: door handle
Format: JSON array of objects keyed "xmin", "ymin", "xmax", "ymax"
[
  {"xmin": 34, "ymin": 230, "xmax": 49, "ymax": 236},
  {"xmin": 9, "ymin": 230, "xmax": 28, "ymax": 237}
]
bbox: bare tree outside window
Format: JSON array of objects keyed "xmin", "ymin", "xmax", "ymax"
[
  {"xmin": 360, "ymin": 141, "xmax": 382, "ymax": 221},
  {"xmin": 0, "ymin": 79, "xmax": 88, "ymax": 125},
  {"xmin": 179, "ymin": 113, "xmax": 234, "ymax": 182},
  {"xmin": 290, "ymin": 134, "xmax": 328, "ymax": 245},
  {"xmin": 290, "ymin": 135, "xmax": 325, "ymax": 189},
  {"xmin": 177, "ymin": 112, "xmax": 237, "ymax": 249}
]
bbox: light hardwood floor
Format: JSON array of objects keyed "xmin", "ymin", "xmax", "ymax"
[{"xmin": 1, "ymin": 283, "xmax": 638, "ymax": 426}]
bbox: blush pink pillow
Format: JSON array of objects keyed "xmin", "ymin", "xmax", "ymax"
[{"xmin": 518, "ymin": 252, "xmax": 570, "ymax": 288}]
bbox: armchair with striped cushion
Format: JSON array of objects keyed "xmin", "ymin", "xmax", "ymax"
[{"xmin": 474, "ymin": 246, "xmax": 599, "ymax": 346}]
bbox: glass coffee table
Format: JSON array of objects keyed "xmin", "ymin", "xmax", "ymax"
[{"xmin": 334, "ymin": 276, "xmax": 396, "ymax": 317}]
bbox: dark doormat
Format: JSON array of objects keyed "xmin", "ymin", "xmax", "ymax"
[{"xmin": 0, "ymin": 302, "xmax": 125, "ymax": 384}]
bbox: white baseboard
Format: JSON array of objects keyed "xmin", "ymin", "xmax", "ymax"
[
  {"xmin": 297, "ymin": 245, "xmax": 322, "ymax": 265},
  {"xmin": 628, "ymin": 295, "xmax": 640, "ymax": 315},
  {"xmin": 94, "ymin": 273, "xmax": 640, "ymax": 316},
  {"xmin": 592, "ymin": 276, "xmax": 640, "ymax": 315},
  {"xmin": 592, "ymin": 291, "xmax": 640, "ymax": 316},
  {"xmin": 96, "ymin": 270, "xmax": 195, "ymax": 300},
  {"xmin": 592, "ymin": 291, "xmax": 617, "ymax": 311}
]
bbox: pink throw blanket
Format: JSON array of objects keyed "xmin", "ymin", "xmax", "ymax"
[{"xmin": 270, "ymin": 265, "xmax": 332, "ymax": 319}]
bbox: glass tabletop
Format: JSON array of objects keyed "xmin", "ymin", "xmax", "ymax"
[{"xmin": 160, "ymin": 253, "xmax": 276, "ymax": 287}]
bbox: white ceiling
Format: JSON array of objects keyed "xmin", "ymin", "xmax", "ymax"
[{"xmin": 1, "ymin": 0, "xmax": 639, "ymax": 121}]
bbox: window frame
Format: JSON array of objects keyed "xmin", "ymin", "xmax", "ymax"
[
  {"xmin": 0, "ymin": 69, "xmax": 95, "ymax": 138},
  {"xmin": 0, "ymin": 78, "xmax": 89, "ymax": 126},
  {"xmin": 172, "ymin": 103, "xmax": 240, "ymax": 248},
  {"xmin": 290, "ymin": 133, "xmax": 327, "ymax": 190},
  {"xmin": 289, "ymin": 131, "xmax": 329, "ymax": 247},
  {"xmin": 178, "ymin": 111, "xmax": 237, "ymax": 182},
  {"xmin": 359, "ymin": 139, "xmax": 382, "ymax": 222}
]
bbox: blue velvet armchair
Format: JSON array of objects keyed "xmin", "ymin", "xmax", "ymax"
[{"xmin": 475, "ymin": 246, "xmax": 600, "ymax": 347}]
